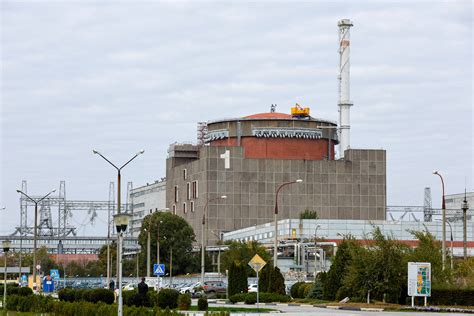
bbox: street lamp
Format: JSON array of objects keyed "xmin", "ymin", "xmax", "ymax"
[
  {"xmin": 437, "ymin": 219, "xmax": 453, "ymax": 270},
  {"xmin": 16, "ymin": 188, "xmax": 56, "ymax": 292},
  {"xmin": 93, "ymin": 149, "xmax": 144, "ymax": 288},
  {"xmin": 274, "ymin": 179, "xmax": 303, "ymax": 267},
  {"xmin": 157, "ymin": 220, "xmax": 163, "ymax": 266},
  {"xmin": 201, "ymin": 195, "xmax": 227, "ymax": 285},
  {"xmin": 461, "ymin": 193, "xmax": 469, "ymax": 260},
  {"xmin": 113, "ymin": 212, "xmax": 132, "ymax": 316},
  {"xmin": 3, "ymin": 240, "xmax": 11, "ymax": 311},
  {"xmin": 433, "ymin": 171, "xmax": 446, "ymax": 270},
  {"xmin": 144, "ymin": 228, "xmax": 151, "ymax": 277}
]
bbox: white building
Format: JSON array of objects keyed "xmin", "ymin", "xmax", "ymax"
[
  {"xmin": 222, "ymin": 218, "xmax": 474, "ymax": 274},
  {"xmin": 445, "ymin": 191, "xmax": 473, "ymax": 211},
  {"xmin": 129, "ymin": 180, "xmax": 167, "ymax": 237}
]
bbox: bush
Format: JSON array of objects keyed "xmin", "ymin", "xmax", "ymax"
[
  {"xmin": 430, "ymin": 287, "xmax": 474, "ymax": 306},
  {"xmin": 7, "ymin": 294, "xmax": 54, "ymax": 313},
  {"xmin": 244, "ymin": 294, "xmax": 257, "ymax": 304},
  {"xmin": 229, "ymin": 293, "xmax": 247, "ymax": 304},
  {"xmin": 307, "ymin": 279, "xmax": 324, "ymax": 299},
  {"xmin": 177, "ymin": 293, "xmax": 191, "ymax": 310},
  {"xmin": 198, "ymin": 296, "xmax": 208, "ymax": 311},
  {"xmin": 290, "ymin": 282, "xmax": 305, "ymax": 298},
  {"xmin": 58, "ymin": 288, "xmax": 115, "ymax": 305},
  {"xmin": 157, "ymin": 288, "xmax": 179, "ymax": 309}
]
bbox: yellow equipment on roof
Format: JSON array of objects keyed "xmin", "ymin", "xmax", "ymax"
[{"xmin": 291, "ymin": 103, "xmax": 310, "ymax": 118}]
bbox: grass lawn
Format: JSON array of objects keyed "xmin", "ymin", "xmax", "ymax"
[{"xmin": 189, "ymin": 306, "xmax": 276, "ymax": 313}]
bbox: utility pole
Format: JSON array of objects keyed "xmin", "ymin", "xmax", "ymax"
[{"xmin": 461, "ymin": 192, "xmax": 469, "ymax": 260}]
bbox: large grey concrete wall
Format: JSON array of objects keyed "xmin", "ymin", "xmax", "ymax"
[{"xmin": 166, "ymin": 147, "xmax": 386, "ymax": 245}]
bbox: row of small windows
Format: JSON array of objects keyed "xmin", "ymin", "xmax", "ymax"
[
  {"xmin": 174, "ymin": 181, "xmax": 198, "ymax": 203},
  {"xmin": 172, "ymin": 201, "xmax": 195, "ymax": 214},
  {"xmin": 238, "ymin": 232, "xmax": 273, "ymax": 243}
]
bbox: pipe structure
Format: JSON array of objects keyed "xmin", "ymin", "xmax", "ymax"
[
  {"xmin": 274, "ymin": 180, "xmax": 303, "ymax": 268},
  {"xmin": 338, "ymin": 19, "xmax": 354, "ymax": 158}
]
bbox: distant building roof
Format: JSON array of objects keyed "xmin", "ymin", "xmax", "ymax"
[{"xmin": 243, "ymin": 112, "xmax": 292, "ymax": 119}]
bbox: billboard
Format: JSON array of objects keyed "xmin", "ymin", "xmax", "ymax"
[{"xmin": 407, "ymin": 262, "xmax": 431, "ymax": 297}]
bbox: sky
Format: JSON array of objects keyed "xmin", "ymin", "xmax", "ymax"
[{"xmin": 1, "ymin": 1, "xmax": 472, "ymax": 236}]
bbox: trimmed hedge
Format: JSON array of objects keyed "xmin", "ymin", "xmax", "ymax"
[
  {"xmin": 178, "ymin": 293, "xmax": 191, "ymax": 310},
  {"xmin": 430, "ymin": 288, "xmax": 474, "ymax": 306},
  {"xmin": 198, "ymin": 297, "xmax": 208, "ymax": 311},
  {"xmin": 290, "ymin": 282, "xmax": 313, "ymax": 299},
  {"xmin": 290, "ymin": 282, "xmax": 305, "ymax": 298},
  {"xmin": 157, "ymin": 288, "xmax": 179, "ymax": 309},
  {"xmin": 58, "ymin": 288, "xmax": 115, "ymax": 304},
  {"xmin": 0, "ymin": 285, "xmax": 33, "ymax": 296},
  {"xmin": 229, "ymin": 292, "xmax": 291, "ymax": 304}
]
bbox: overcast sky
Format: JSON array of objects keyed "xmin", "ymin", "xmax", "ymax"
[{"xmin": 1, "ymin": 1, "xmax": 472, "ymax": 236}]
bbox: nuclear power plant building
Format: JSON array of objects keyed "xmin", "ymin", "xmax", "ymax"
[{"xmin": 166, "ymin": 111, "xmax": 386, "ymax": 245}]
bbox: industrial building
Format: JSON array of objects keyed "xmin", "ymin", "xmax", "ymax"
[
  {"xmin": 165, "ymin": 19, "xmax": 388, "ymax": 246},
  {"xmin": 129, "ymin": 180, "xmax": 167, "ymax": 237}
]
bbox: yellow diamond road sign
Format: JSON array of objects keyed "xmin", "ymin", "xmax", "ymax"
[{"xmin": 248, "ymin": 254, "xmax": 267, "ymax": 273}]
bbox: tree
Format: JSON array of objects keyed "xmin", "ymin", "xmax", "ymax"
[
  {"xmin": 269, "ymin": 267, "xmax": 285, "ymax": 295},
  {"xmin": 323, "ymin": 237, "xmax": 356, "ymax": 300},
  {"xmin": 299, "ymin": 209, "xmax": 318, "ymax": 220},
  {"xmin": 228, "ymin": 261, "xmax": 248, "ymax": 296},
  {"xmin": 139, "ymin": 212, "xmax": 196, "ymax": 276},
  {"xmin": 220, "ymin": 241, "xmax": 271, "ymax": 276},
  {"xmin": 408, "ymin": 229, "xmax": 450, "ymax": 284}
]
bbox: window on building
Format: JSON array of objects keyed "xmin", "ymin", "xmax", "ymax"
[
  {"xmin": 183, "ymin": 169, "xmax": 187, "ymax": 180},
  {"xmin": 190, "ymin": 201, "xmax": 194, "ymax": 212},
  {"xmin": 192, "ymin": 181, "xmax": 199, "ymax": 199},
  {"xmin": 174, "ymin": 185, "xmax": 179, "ymax": 203},
  {"xmin": 186, "ymin": 182, "xmax": 191, "ymax": 200},
  {"xmin": 183, "ymin": 202, "xmax": 187, "ymax": 214},
  {"xmin": 172, "ymin": 204, "xmax": 176, "ymax": 214}
]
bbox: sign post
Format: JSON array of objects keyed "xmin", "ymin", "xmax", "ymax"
[
  {"xmin": 407, "ymin": 262, "xmax": 431, "ymax": 307},
  {"xmin": 248, "ymin": 254, "xmax": 267, "ymax": 312}
]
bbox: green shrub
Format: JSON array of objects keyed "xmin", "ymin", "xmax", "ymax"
[
  {"xmin": 307, "ymin": 279, "xmax": 323, "ymax": 299},
  {"xmin": 430, "ymin": 287, "xmax": 474, "ymax": 306},
  {"xmin": 290, "ymin": 282, "xmax": 305, "ymax": 298},
  {"xmin": 244, "ymin": 294, "xmax": 257, "ymax": 304},
  {"xmin": 2, "ymin": 286, "xmax": 33, "ymax": 297},
  {"xmin": 198, "ymin": 296, "xmax": 208, "ymax": 311},
  {"xmin": 58, "ymin": 288, "xmax": 115, "ymax": 305},
  {"xmin": 177, "ymin": 293, "xmax": 191, "ymax": 310},
  {"xmin": 6, "ymin": 294, "xmax": 54, "ymax": 313},
  {"xmin": 157, "ymin": 288, "xmax": 179, "ymax": 309},
  {"xmin": 229, "ymin": 293, "xmax": 247, "ymax": 304}
]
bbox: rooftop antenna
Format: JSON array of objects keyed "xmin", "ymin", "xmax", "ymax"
[{"xmin": 270, "ymin": 104, "xmax": 277, "ymax": 113}]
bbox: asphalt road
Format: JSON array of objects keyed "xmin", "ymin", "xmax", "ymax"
[{"xmin": 204, "ymin": 301, "xmax": 470, "ymax": 315}]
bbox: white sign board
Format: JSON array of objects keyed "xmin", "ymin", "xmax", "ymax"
[{"xmin": 407, "ymin": 262, "xmax": 431, "ymax": 297}]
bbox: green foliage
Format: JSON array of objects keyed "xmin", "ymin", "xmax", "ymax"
[
  {"xmin": 258, "ymin": 265, "xmax": 285, "ymax": 295},
  {"xmin": 7, "ymin": 294, "xmax": 55, "ymax": 313},
  {"xmin": 244, "ymin": 294, "xmax": 257, "ymax": 304},
  {"xmin": 157, "ymin": 288, "xmax": 179, "ymax": 309},
  {"xmin": 58, "ymin": 288, "xmax": 115, "ymax": 304},
  {"xmin": 323, "ymin": 237, "xmax": 355, "ymax": 300},
  {"xmin": 307, "ymin": 279, "xmax": 324, "ymax": 299},
  {"xmin": 140, "ymin": 212, "xmax": 197, "ymax": 275},
  {"xmin": 228, "ymin": 261, "xmax": 248, "ymax": 296},
  {"xmin": 177, "ymin": 293, "xmax": 191, "ymax": 310},
  {"xmin": 221, "ymin": 241, "xmax": 271, "ymax": 276},
  {"xmin": 198, "ymin": 296, "xmax": 208, "ymax": 311},
  {"xmin": 299, "ymin": 209, "xmax": 318, "ymax": 219},
  {"xmin": 430, "ymin": 287, "xmax": 474, "ymax": 306},
  {"xmin": 408, "ymin": 229, "xmax": 450, "ymax": 285},
  {"xmin": 290, "ymin": 282, "xmax": 305, "ymax": 298},
  {"xmin": 0, "ymin": 284, "xmax": 32, "ymax": 296},
  {"xmin": 229, "ymin": 292, "xmax": 291, "ymax": 303}
]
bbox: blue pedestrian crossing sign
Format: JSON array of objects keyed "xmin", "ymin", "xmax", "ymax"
[
  {"xmin": 153, "ymin": 264, "xmax": 165, "ymax": 276},
  {"xmin": 50, "ymin": 269, "xmax": 60, "ymax": 280}
]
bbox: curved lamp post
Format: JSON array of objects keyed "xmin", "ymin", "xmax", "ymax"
[
  {"xmin": 93, "ymin": 149, "xmax": 144, "ymax": 288},
  {"xmin": 274, "ymin": 180, "xmax": 303, "ymax": 267},
  {"xmin": 433, "ymin": 171, "xmax": 446, "ymax": 270},
  {"xmin": 16, "ymin": 188, "xmax": 56, "ymax": 292},
  {"xmin": 201, "ymin": 195, "xmax": 227, "ymax": 285},
  {"xmin": 113, "ymin": 212, "xmax": 132, "ymax": 316},
  {"xmin": 3, "ymin": 240, "xmax": 11, "ymax": 310}
]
